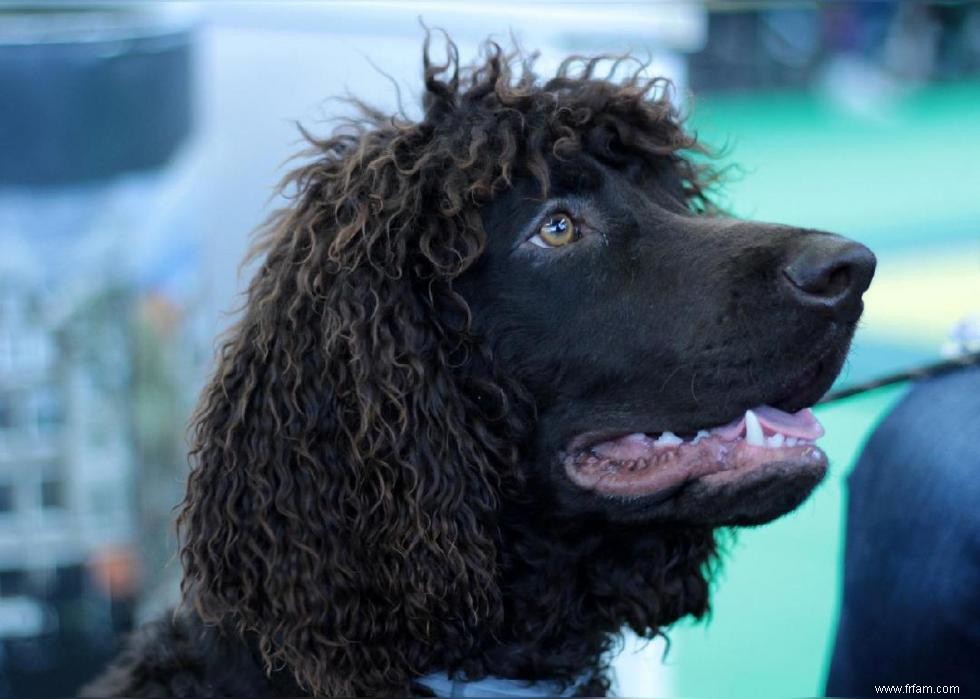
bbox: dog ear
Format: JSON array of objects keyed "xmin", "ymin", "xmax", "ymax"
[{"xmin": 177, "ymin": 120, "xmax": 519, "ymax": 696}]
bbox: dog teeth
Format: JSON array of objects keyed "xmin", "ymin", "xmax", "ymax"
[
  {"xmin": 691, "ymin": 430, "xmax": 710, "ymax": 445},
  {"xmin": 742, "ymin": 415, "xmax": 812, "ymax": 450},
  {"xmin": 766, "ymin": 433, "xmax": 785, "ymax": 448},
  {"xmin": 623, "ymin": 432, "xmax": 653, "ymax": 445},
  {"xmin": 654, "ymin": 431, "xmax": 683, "ymax": 446},
  {"xmin": 744, "ymin": 409, "xmax": 765, "ymax": 446}
]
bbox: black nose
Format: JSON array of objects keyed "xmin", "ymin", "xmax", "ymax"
[{"xmin": 782, "ymin": 235, "xmax": 876, "ymax": 320}]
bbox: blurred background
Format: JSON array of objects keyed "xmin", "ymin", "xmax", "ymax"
[{"xmin": 0, "ymin": 1, "xmax": 977, "ymax": 696}]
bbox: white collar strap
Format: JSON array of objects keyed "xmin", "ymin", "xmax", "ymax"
[{"xmin": 415, "ymin": 671, "xmax": 589, "ymax": 697}]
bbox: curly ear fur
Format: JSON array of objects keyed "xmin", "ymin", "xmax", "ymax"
[
  {"xmin": 178, "ymin": 59, "xmax": 528, "ymax": 699},
  {"xmin": 178, "ymin": 37, "xmax": 720, "ymax": 697}
]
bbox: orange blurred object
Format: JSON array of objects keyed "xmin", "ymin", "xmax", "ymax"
[{"xmin": 89, "ymin": 546, "xmax": 139, "ymax": 598}]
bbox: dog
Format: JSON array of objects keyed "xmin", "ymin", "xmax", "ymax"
[{"xmin": 84, "ymin": 38, "xmax": 875, "ymax": 697}]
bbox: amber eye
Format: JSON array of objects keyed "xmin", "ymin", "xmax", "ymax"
[{"xmin": 530, "ymin": 213, "xmax": 578, "ymax": 248}]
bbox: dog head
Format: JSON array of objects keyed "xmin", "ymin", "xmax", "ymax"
[
  {"xmin": 179, "ymin": 39, "xmax": 874, "ymax": 695},
  {"xmin": 459, "ymin": 152, "xmax": 874, "ymax": 526}
]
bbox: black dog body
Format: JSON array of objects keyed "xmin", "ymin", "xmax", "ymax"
[{"xmin": 85, "ymin": 42, "xmax": 874, "ymax": 697}]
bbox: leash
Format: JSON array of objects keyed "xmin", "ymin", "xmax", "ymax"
[{"xmin": 817, "ymin": 350, "xmax": 980, "ymax": 404}]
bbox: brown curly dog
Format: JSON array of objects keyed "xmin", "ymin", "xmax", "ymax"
[{"xmin": 84, "ymin": 36, "xmax": 875, "ymax": 697}]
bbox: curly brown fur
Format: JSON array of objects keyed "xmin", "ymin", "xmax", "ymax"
[
  {"xmin": 85, "ymin": 33, "xmax": 874, "ymax": 698},
  {"xmin": 177, "ymin": 38, "xmax": 718, "ymax": 697}
]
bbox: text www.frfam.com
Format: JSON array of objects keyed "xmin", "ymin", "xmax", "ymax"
[{"xmin": 874, "ymin": 685, "xmax": 961, "ymax": 694}]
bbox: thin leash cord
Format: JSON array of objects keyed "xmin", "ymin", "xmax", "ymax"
[{"xmin": 817, "ymin": 350, "xmax": 980, "ymax": 404}]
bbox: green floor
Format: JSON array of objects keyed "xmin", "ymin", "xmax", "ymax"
[{"xmin": 647, "ymin": 81, "xmax": 980, "ymax": 698}]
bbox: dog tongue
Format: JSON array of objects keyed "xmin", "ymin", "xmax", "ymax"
[{"xmin": 712, "ymin": 406, "xmax": 824, "ymax": 440}]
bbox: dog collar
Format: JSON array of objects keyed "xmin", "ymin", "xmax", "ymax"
[{"xmin": 415, "ymin": 671, "xmax": 589, "ymax": 697}]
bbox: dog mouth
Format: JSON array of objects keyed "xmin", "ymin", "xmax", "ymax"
[{"xmin": 563, "ymin": 405, "xmax": 826, "ymax": 498}]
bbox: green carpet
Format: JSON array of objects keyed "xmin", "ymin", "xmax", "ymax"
[{"xmin": 667, "ymin": 387, "xmax": 906, "ymax": 699}]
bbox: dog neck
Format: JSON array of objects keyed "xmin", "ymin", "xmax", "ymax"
[{"xmin": 438, "ymin": 507, "xmax": 717, "ymax": 688}]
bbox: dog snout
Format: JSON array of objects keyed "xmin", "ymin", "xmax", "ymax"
[{"xmin": 782, "ymin": 235, "xmax": 876, "ymax": 320}]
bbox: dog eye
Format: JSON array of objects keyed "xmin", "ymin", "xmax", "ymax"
[{"xmin": 530, "ymin": 213, "xmax": 579, "ymax": 248}]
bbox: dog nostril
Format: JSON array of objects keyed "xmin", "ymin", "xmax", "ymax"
[
  {"xmin": 782, "ymin": 237, "xmax": 876, "ymax": 317},
  {"xmin": 826, "ymin": 265, "xmax": 850, "ymax": 293},
  {"xmin": 788, "ymin": 262, "xmax": 851, "ymax": 298}
]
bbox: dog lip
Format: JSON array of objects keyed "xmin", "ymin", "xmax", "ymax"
[
  {"xmin": 565, "ymin": 429, "xmax": 640, "ymax": 455},
  {"xmin": 562, "ymin": 343, "xmax": 845, "ymax": 455},
  {"xmin": 563, "ymin": 433, "xmax": 827, "ymax": 498},
  {"xmin": 557, "ymin": 338, "xmax": 847, "ymax": 498}
]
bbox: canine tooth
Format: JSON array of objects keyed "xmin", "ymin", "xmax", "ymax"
[
  {"xmin": 766, "ymin": 433, "xmax": 786, "ymax": 448},
  {"xmin": 654, "ymin": 431, "xmax": 683, "ymax": 446},
  {"xmin": 692, "ymin": 430, "xmax": 710, "ymax": 445},
  {"xmin": 744, "ymin": 410, "xmax": 765, "ymax": 447}
]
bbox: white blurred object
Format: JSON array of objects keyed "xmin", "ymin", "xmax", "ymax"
[
  {"xmin": 941, "ymin": 314, "xmax": 980, "ymax": 358},
  {"xmin": 0, "ymin": 596, "xmax": 55, "ymax": 639},
  {"xmin": 609, "ymin": 632, "xmax": 674, "ymax": 697},
  {"xmin": 816, "ymin": 54, "xmax": 906, "ymax": 121},
  {"xmin": 204, "ymin": 1, "xmax": 706, "ymax": 53}
]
